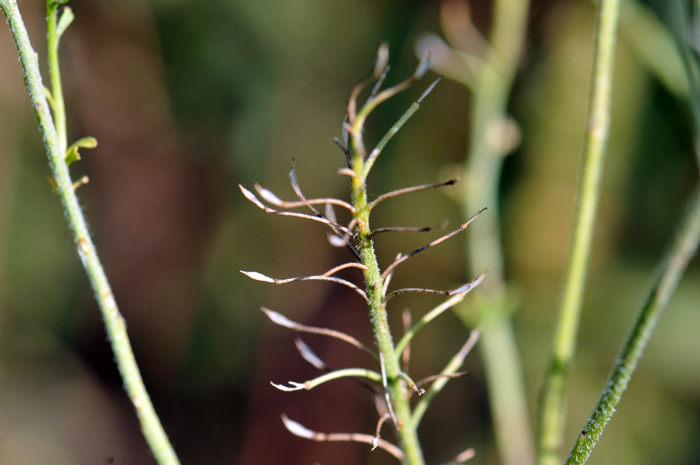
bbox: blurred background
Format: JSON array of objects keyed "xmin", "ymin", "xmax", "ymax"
[{"xmin": 0, "ymin": 0, "xmax": 698, "ymax": 464}]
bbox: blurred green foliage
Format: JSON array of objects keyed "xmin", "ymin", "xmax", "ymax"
[{"xmin": 0, "ymin": 0, "xmax": 698, "ymax": 464}]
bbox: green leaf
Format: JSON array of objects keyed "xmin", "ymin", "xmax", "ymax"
[
  {"xmin": 65, "ymin": 146, "xmax": 80, "ymax": 166},
  {"xmin": 70, "ymin": 136, "xmax": 98, "ymax": 149},
  {"xmin": 56, "ymin": 7, "xmax": 74, "ymax": 39},
  {"xmin": 65, "ymin": 136, "xmax": 97, "ymax": 166}
]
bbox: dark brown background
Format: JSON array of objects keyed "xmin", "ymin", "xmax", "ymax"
[{"xmin": 0, "ymin": 0, "xmax": 698, "ymax": 464}]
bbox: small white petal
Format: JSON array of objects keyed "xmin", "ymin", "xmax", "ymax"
[
  {"xmin": 240, "ymin": 270, "xmax": 275, "ymax": 283},
  {"xmin": 295, "ymin": 338, "xmax": 326, "ymax": 370},
  {"xmin": 239, "ymin": 185, "xmax": 266, "ymax": 209},
  {"xmin": 282, "ymin": 415, "xmax": 316, "ymax": 439},
  {"xmin": 270, "ymin": 381, "xmax": 306, "ymax": 392},
  {"xmin": 325, "ymin": 203, "xmax": 336, "ymax": 223},
  {"xmin": 414, "ymin": 50, "xmax": 431, "ymax": 79},
  {"xmin": 255, "ymin": 184, "xmax": 283, "ymax": 205},
  {"xmin": 327, "ymin": 233, "xmax": 347, "ymax": 247},
  {"xmin": 455, "ymin": 448, "xmax": 476, "ymax": 463},
  {"xmin": 415, "ymin": 33, "xmax": 452, "ymax": 70},
  {"xmin": 374, "ymin": 42, "xmax": 389, "ymax": 78},
  {"xmin": 450, "ymin": 282, "xmax": 473, "ymax": 295},
  {"xmin": 261, "ymin": 307, "xmax": 295, "ymax": 328},
  {"xmin": 449, "ymin": 272, "xmax": 486, "ymax": 295}
]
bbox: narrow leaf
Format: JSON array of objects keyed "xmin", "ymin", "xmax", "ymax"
[{"xmin": 56, "ymin": 7, "xmax": 74, "ymax": 40}]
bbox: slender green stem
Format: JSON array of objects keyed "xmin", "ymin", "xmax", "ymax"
[
  {"xmin": 564, "ymin": 183, "xmax": 700, "ymax": 464},
  {"xmin": 412, "ymin": 328, "xmax": 480, "ymax": 426},
  {"xmin": 349, "ymin": 131, "xmax": 425, "ymax": 465},
  {"xmin": 361, "ymin": 77, "xmax": 440, "ymax": 181},
  {"xmin": 46, "ymin": 1, "xmax": 66, "ymax": 153},
  {"xmin": 361, "ymin": 100, "xmax": 421, "ymax": 182},
  {"xmin": 458, "ymin": 0, "xmax": 534, "ymax": 463},
  {"xmin": 537, "ymin": 1, "xmax": 621, "ymax": 464},
  {"xmin": 395, "ymin": 293, "xmax": 465, "ymax": 357},
  {"xmin": 277, "ymin": 368, "xmax": 383, "ymax": 391},
  {"xmin": 0, "ymin": 2, "xmax": 180, "ymax": 464}
]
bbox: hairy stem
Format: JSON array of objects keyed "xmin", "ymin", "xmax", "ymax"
[
  {"xmin": 565, "ymin": 183, "xmax": 700, "ymax": 464},
  {"xmin": 0, "ymin": 2, "xmax": 180, "ymax": 464},
  {"xmin": 350, "ymin": 132, "xmax": 425, "ymax": 465},
  {"xmin": 537, "ymin": 1, "xmax": 621, "ymax": 464}
]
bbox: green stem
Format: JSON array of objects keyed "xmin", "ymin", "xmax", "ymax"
[
  {"xmin": 301, "ymin": 368, "xmax": 383, "ymax": 389},
  {"xmin": 361, "ymin": 100, "xmax": 421, "ymax": 182},
  {"xmin": 537, "ymin": 1, "xmax": 621, "ymax": 464},
  {"xmin": 461, "ymin": 0, "xmax": 533, "ymax": 464},
  {"xmin": 412, "ymin": 328, "xmax": 480, "ymax": 426},
  {"xmin": 564, "ymin": 183, "xmax": 700, "ymax": 464},
  {"xmin": 350, "ymin": 135, "xmax": 425, "ymax": 465},
  {"xmin": 0, "ymin": 2, "xmax": 180, "ymax": 464},
  {"xmin": 395, "ymin": 293, "xmax": 465, "ymax": 357},
  {"xmin": 46, "ymin": 1, "xmax": 66, "ymax": 154}
]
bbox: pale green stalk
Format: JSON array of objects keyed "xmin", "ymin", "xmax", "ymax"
[
  {"xmin": 0, "ymin": 2, "xmax": 180, "ymax": 464},
  {"xmin": 564, "ymin": 184, "xmax": 700, "ymax": 464},
  {"xmin": 460, "ymin": 0, "xmax": 534, "ymax": 464},
  {"xmin": 537, "ymin": 1, "xmax": 621, "ymax": 464}
]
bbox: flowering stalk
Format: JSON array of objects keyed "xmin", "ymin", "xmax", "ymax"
[
  {"xmin": 348, "ymin": 107, "xmax": 425, "ymax": 465},
  {"xmin": 242, "ymin": 45, "xmax": 486, "ymax": 465}
]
